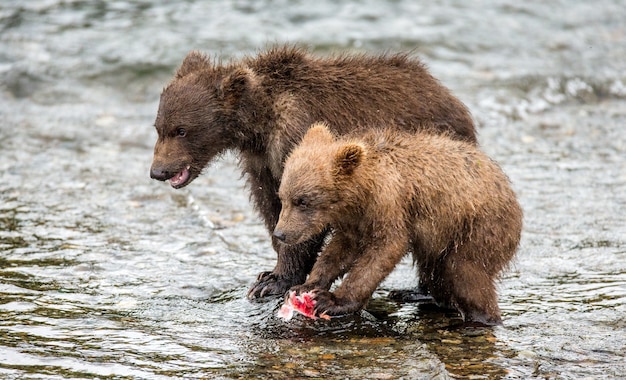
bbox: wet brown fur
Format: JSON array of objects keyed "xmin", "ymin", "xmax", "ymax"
[
  {"xmin": 274, "ymin": 123, "xmax": 522, "ymax": 325},
  {"xmin": 150, "ymin": 45, "xmax": 477, "ymax": 299}
]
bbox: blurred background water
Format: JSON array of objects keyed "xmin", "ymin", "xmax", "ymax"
[{"xmin": 0, "ymin": 1, "xmax": 625, "ymax": 379}]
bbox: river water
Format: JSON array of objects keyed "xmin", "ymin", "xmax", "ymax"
[{"xmin": 0, "ymin": 1, "xmax": 624, "ymax": 379}]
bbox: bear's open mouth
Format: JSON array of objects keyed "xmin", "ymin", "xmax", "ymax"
[{"xmin": 169, "ymin": 166, "xmax": 191, "ymax": 188}]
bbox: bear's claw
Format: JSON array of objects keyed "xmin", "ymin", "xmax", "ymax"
[
  {"xmin": 247, "ymin": 271, "xmax": 294, "ymax": 299},
  {"xmin": 310, "ymin": 290, "xmax": 362, "ymax": 316}
]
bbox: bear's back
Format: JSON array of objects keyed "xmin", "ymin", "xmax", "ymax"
[
  {"xmin": 361, "ymin": 129, "xmax": 518, "ymax": 220},
  {"xmin": 352, "ymin": 129, "xmax": 521, "ymax": 257},
  {"xmin": 245, "ymin": 46, "xmax": 475, "ymax": 142}
]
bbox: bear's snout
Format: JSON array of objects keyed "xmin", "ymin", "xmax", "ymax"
[
  {"xmin": 150, "ymin": 166, "xmax": 172, "ymax": 181},
  {"xmin": 150, "ymin": 162, "xmax": 193, "ymax": 189},
  {"xmin": 272, "ymin": 229, "xmax": 287, "ymax": 242}
]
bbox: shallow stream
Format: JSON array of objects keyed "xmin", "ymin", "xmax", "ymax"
[{"xmin": 1, "ymin": 1, "xmax": 625, "ymax": 378}]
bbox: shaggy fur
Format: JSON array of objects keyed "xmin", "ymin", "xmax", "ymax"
[
  {"xmin": 149, "ymin": 45, "xmax": 477, "ymax": 299},
  {"xmin": 274, "ymin": 123, "xmax": 522, "ymax": 325}
]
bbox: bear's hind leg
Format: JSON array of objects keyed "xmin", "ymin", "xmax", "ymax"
[
  {"xmin": 435, "ymin": 212, "xmax": 520, "ymax": 325},
  {"xmin": 436, "ymin": 254, "xmax": 502, "ymax": 326}
]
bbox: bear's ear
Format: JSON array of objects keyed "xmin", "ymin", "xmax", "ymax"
[
  {"xmin": 303, "ymin": 123, "xmax": 335, "ymax": 145},
  {"xmin": 218, "ymin": 68, "xmax": 256, "ymax": 101},
  {"xmin": 176, "ymin": 51, "xmax": 211, "ymax": 78},
  {"xmin": 333, "ymin": 143, "xmax": 364, "ymax": 176}
]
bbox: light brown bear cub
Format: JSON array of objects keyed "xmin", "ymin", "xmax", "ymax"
[{"xmin": 273, "ymin": 123, "xmax": 523, "ymax": 325}]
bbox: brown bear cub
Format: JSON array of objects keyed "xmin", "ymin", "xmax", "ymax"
[
  {"xmin": 273, "ymin": 123, "xmax": 522, "ymax": 325},
  {"xmin": 150, "ymin": 45, "xmax": 477, "ymax": 300}
]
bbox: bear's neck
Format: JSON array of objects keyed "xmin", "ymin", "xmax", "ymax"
[{"xmin": 232, "ymin": 90, "xmax": 274, "ymax": 155}]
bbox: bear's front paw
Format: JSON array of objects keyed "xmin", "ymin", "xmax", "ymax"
[
  {"xmin": 313, "ymin": 290, "xmax": 363, "ymax": 316},
  {"xmin": 247, "ymin": 272, "xmax": 294, "ymax": 299}
]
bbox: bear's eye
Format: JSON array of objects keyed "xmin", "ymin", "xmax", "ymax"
[
  {"xmin": 176, "ymin": 128, "xmax": 187, "ymax": 137},
  {"xmin": 294, "ymin": 197, "xmax": 308, "ymax": 208}
]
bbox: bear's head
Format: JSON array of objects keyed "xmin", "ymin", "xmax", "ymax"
[
  {"xmin": 273, "ymin": 123, "xmax": 365, "ymax": 245},
  {"xmin": 150, "ymin": 51, "xmax": 258, "ymax": 188}
]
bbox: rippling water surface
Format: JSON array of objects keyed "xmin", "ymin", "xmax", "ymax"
[{"xmin": 1, "ymin": 1, "xmax": 625, "ymax": 379}]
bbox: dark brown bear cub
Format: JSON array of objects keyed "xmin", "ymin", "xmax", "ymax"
[
  {"xmin": 150, "ymin": 45, "xmax": 477, "ymax": 300},
  {"xmin": 273, "ymin": 123, "xmax": 522, "ymax": 325}
]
